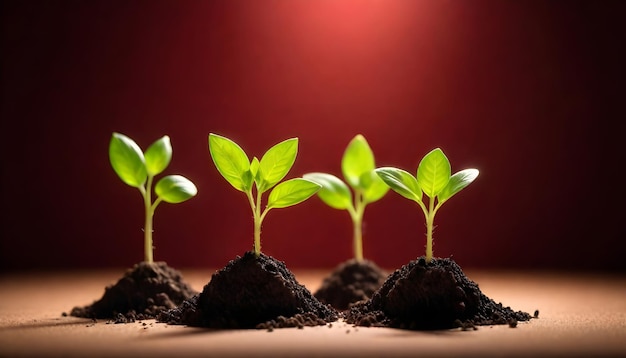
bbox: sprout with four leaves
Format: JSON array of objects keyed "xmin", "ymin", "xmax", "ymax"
[
  {"xmin": 208, "ymin": 133, "xmax": 321, "ymax": 257},
  {"xmin": 375, "ymin": 148, "xmax": 478, "ymax": 263},
  {"xmin": 109, "ymin": 132, "xmax": 198, "ymax": 263},
  {"xmin": 304, "ymin": 135, "xmax": 388, "ymax": 262}
]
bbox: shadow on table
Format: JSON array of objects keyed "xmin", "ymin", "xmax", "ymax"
[
  {"xmin": 380, "ymin": 327, "xmax": 467, "ymax": 337},
  {"xmin": 0, "ymin": 317, "xmax": 98, "ymax": 331},
  {"xmin": 142, "ymin": 325, "xmax": 235, "ymax": 339}
]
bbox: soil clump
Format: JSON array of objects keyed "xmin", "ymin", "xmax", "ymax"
[
  {"xmin": 70, "ymin": 262, "xmax": 196, "ymax": 321},
  {"xmin": 158, "ymin": 251, "xmax": 339, "ymax": 329},
  {"xmin": 314, "ymin": 259, "xmax": 387, "ymax": 311},
  {"xmin": 345, "ymin": 257, "xmax": 532, "ymax": 330}
]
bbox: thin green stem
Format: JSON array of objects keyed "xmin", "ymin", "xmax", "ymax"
[
  {"xmin": 142, "ymin": 175, "xmax": 154, "ymax": 263},
  {"xmin": 425, "ymin": 196, "xmax": 436, "ymax": 263},
  {"xmin": 246, "ymin": 189, "xmax": 260, "ymax": 257},
  {"xmin": 351, "ymin": 191, "xmax": 366, "ymax": 262},
  {"xmin": 253, "ymin": 217, "xmax": 261, "ymax": 256},
  {"xmin": 353, "ymin": 218, "xmax": 363, "ymax": 262},
  {"xmin": 246, "ymin": 190, "xmax": 256, "ymax": 215},
  {"xmin": 255, "ymin": 189, "xmax": 264, "ymax": 256},
  {"xmin": 151, "ymin": 197, "xmax": 163, "ymax": 213}
]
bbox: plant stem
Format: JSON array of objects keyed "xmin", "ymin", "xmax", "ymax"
[
  {"xmin": 247, "ymin": 188, "xmax": 266, "ymax": 258},
  {"xmin": 425, "ymin": 196, "xmax": 436, "ymax": 263},
  {"xmin": 246, "ymin": 190, "xmax": 261, "ymax": 257},
  {"xmin": 351, "ymin": 191, "xmax": 366, "ymax": 262},
  {"xmin": 142, "ymin": 176, "xmax": 154, "ymax": 263},
  {"xmin": 253, "ymin": 216, "xmax": 261, "ymax": 256},
  {"xmin": 353, "ymin": 215, "xmax": 363, "ymax": 262},
  {"xmin": 255, "ymin": 189, "xmax": 264, "ymax": 256}
]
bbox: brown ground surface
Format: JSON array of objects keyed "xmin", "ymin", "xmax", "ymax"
[{"xmin": 1, "ymin": 268, "xmax": 625, "ymax": 358}]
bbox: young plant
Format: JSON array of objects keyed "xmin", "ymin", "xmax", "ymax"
[
  {"xmin": 375, "ymin": 148, "xmax": 478, "ymax": 263},
  {"xmin": 109, "ymin": 132, "xmax": 198, "ymax": 263},
  {"xmin": 303, "ymin": 135, "xmax": 388, "ymax": 262},
  {"xmin": 208, "ymin": 133, "xmax": 321, "ymax": 257}
]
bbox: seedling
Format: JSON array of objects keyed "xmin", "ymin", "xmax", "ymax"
[
  {"xmin": 304, "ymin": 135, "xmax": 388, "ymax": 262},
  {"xmin": 109, "ymin": 132, "xmax": 198, "ymax": 263},
  {"xmin": 375, "ymin": 148, "xmax": 478, "ymax": 263},
  {"xmin": 208, "ymin": 133, "xmax": 321, "ymax": 257}
]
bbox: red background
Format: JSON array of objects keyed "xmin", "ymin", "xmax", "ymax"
[{"xmin": 2, "ymin": 0, "xmax": 624, "ymax": 272}]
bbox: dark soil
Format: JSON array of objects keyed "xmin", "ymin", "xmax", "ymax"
[
  {"xmin": 70, "ymin": 261, "xmax": 197, "ymax": 321},
  {"xmin": 345, "ymin": 257, "xmax": 533, "ymax": 330},
  {"xmin": 158, "ymin": 251, "xmax": 339, "ymax": 329},
  {"xmin": 314, "ymin": 259, "xmax": 387, "ymax": 311}
]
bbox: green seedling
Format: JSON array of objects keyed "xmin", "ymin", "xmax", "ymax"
[
  {"xmin": 375, "ymin": 148, "xmax": 478, "ymax": 263},
  {"xmin": 109, "ymin": 132, "xmax": 198, "ymax": 263},
  {"xmin": 304, "ymin": 135, "xmax": 388, "ymax": 262},
  {"xmin": 208, "ymin": 133, "xmax": 321, "ymax": 257}
]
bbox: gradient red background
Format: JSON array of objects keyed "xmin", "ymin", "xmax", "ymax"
[{"xmin": 2, "ymin": 0, "xmax": 624, "ymax": 272}]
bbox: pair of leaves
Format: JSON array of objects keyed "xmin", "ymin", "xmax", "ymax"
[
  {"xmin": 208, "ymin": 133, "xmax": 320, "ymax": 209},
  {"xmin": 109, "ymin": 133, "xmax": 197, "ymax": 204},
  {"xmin": 375, "ymin": 148, "xmax": 478, "ymax": 206},
  {"xmin": 304, "ymin": 135, "xmax": 388, "ymax": 211}
]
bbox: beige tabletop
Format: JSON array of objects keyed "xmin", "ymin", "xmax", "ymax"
[{"xmin": 1, "ymin": 268, "xmax": 625, "ymax": 358}]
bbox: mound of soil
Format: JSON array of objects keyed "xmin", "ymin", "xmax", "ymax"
[
  {"xmin": 158, "ymin": 251, "xmax": 339, "ymax": 329},
  {"xmin": 345, "ymin": 257, "xmax": 532, "ymax": 330},
  {"xmin": 70, "ymin": 261, "xmax": 197, "ymax": 322},
  {"xmin": 314, "ymin": 259, "xmax": 387, "ymax": 311}
]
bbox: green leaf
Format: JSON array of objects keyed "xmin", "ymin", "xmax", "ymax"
[
  {"xmin": 208, "ymin": 133, "xmax": 251, "ymax": 192},
  {"xmin": 155, "ymin": 175, "xmax": 198, "ymax": 204},
  {"xmin": 144, "ymin": 135, "xmax": 172, "ymax": 176},
  {"xmin": 342, "ymin": 135, "xmax": 375, "ymax": 189},
  {"xmin": 258, "ymin": 138, "xmax": 298, "ymax": 193},
  {"xmin": 303, "ymin": 173, "xmax": 353, "ymax": 210},
  {"xmin": 250, "ymin": 156, "xmax": 260, "ymax": 181},
  {"xmin": 417, "ymin": 148, "xmax": 451, "ymax": 198},
  {"xmin": 375, "ymin": 167, "xmax": 422, "ymax": 202},
  {"xmin": 438, "ymin": 169, "xmax": 479, "ymax": 203},
  {"xmin": 267, "ymin": 178, "xmax": 321, "ymax": 209},
  {"xmin": 361, "ymin": 171, "xmax": 389, "ymax": 203},
  {"xmin": 109, "ymin": 132, "xmax": 147, "ymax": 188}
]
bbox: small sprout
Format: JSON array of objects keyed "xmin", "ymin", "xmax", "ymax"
[
  {"xmin": 375, "ymin": 148, "xmax": 478, "ymax": 263},
  {"xmin": 304, "ymin": 135, "xmax": 388, "ymax": 262},
  {"xmin": 109, "ymin": 132, "xmax": 198, "ymax": 263},
  {"xmin": 208, "ymin": 133, "xmax": 321, "ymax": 257}
]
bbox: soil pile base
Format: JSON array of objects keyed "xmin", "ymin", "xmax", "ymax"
[
  {"xmin": 70, "ymin": 262, "xmax": 197, "ymax": 321},
  {"xmin": 314, "ymin": 259, "xmax": 387, "ymax": 311},
  {"xmin": 159, "ymin": 252, "xmax": 338, "ymax": 329},
  {"xmin": 346, "ymin": 257, "xmax": 532, "ymax": 330}
]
